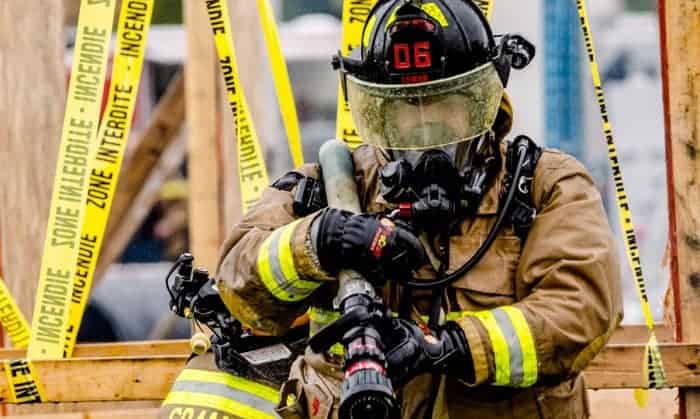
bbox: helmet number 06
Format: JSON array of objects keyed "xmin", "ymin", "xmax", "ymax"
[{"xmin": 393, "ymin": 41, "xmax": 432, "ymax": 70}]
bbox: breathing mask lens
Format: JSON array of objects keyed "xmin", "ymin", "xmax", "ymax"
[{"xmin": 347, "ymin": 62, "xmax": 504, "ymax": 151}]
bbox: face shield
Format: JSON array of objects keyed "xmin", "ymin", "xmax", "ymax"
[{"xmin": 346, "ymin": 62, "xmax": 505, "ymax": 152}]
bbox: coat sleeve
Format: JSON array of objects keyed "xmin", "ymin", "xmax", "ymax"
[
  {"xmin": 215, "ymin": 163, "xmax": 333, "ymax": 335},
  {"xmin": 455, "ymin": 151, "xmax": 624, "ymax": 387}
]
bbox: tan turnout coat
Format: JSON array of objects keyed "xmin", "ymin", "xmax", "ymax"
[{"xmin": 215, "ymin": 133, "xmax": 623, "ymax": 418}]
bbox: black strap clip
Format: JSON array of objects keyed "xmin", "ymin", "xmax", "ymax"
[
  {"xmin": 502, "ymin": 135, "xmax": 542, "ymax": 240},
  {"xmin": 293, "ymin": 177, "xmax": 327, "ymax": 216}
]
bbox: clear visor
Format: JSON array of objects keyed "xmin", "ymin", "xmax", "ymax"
[{"xmin": 346, "ymin": 62, "xmax": 504, "ymax": 150}]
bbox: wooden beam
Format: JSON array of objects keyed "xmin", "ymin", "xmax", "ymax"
[
  {"xmin": 96, "ymin": 74, "xmax": 186, "ymax": 279},
  {"xmin": 0, "ymin": 340, "xmax": 190, "ymax": 360},
  {"xmin": 2, "ymin": 409, "xmax": 160, "ymax": 419},
  {"xmin": 659, "ymin": 0, "xmax": 700, "ymax": 417},
  {"xmin": 0, "ymin": 342, "xmax": 694, "ymax": 403},
  {"xmin": 184, "ymin": 0, "xmax": 223, "ymax": 273},
  {"xmin": 583, "ymin": 343, "xmax": 700, "ymax": 389},
  {"xmin": 0, "ymin": 358, "xmax": 186, "ymax": 402},
  {"xmin": 0, "ymin": 324, "xmax": 654, "ymax": 360},
  {"xmin": 0, "ymin": 403, "xmax": 159, "ymax": 418},
  {"xmin": 608, "ymin": 325, "xmax": 673, "ymax": 344}
]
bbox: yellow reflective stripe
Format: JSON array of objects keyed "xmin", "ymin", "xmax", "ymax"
[
  {"xmin": 362, "ymin": 15, "xmax": 377, "ymax": 48},
  {"xmin": 470, "ymin": 311, "xmax": 510, "ymax": 386},
  {"xmin": 257, "ymin": 231, "xmax": 280, "ymax": 298},
  {"xmin": 163, "ymin": 391, "xmax": 276, "ymax": 419},
  {"xmin": 500, "ymin": 306, "xmax": 538, "ymax": 386},
  {"xmin": 278, "ymin": 221, "xmax": 318, "ymax": 291},
  {"xmin": 177, "ymin": 369, "xmax": 279, "ymax": 404},
  {"xmin": 420, "ymin": 3, "xmax": 448, "ymax": 27},
  {"xmin": 257, "ymin": 222, "xmax": 321, "ymax": 301},
  {"xmin": 308, "ymin": 307, "xmax": 340, "ymax": 325},
  {"xmin": 307, "ymin": 307, "xmax": 344, "ymax": 355}
]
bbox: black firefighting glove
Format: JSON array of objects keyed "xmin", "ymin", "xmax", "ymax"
[
  {"xmin": 313, "ymin": 208, "xmax": 426, "ymax": 284},
  {"xmin": 384, "ymin": 318, "xmax": 474, "ymax": 388}
]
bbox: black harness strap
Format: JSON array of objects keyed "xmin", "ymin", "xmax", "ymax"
[{"xmin": 502, "ymin": 135, "xmax": 542, "ymax": 241}]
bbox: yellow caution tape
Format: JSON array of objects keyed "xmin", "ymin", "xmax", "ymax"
[
  {"xmin": 336, "ymin": 0, "xmax": 379, "ymax": 149},
  {"xmin": 474, "ymin": 0, "xmax": 494, "ymax": 19},
  {"xmin": 205, "ymin": 0, "xmax": 270, "ymax": 213},
  {"xmin": 27, "ymin": 0, "xmax": 117, "ymax": 359},
  {"xmin": 256, "ymin": 0, "xmax": 305, "ymax": 167},
  {"xmin": 575, "ymin": 0, "xmax": 666, "ymax": 390},
  {"xmin": 3, "ymin": 359, "xmax": 46, "ymax": 404},
  {"xmin": 0, "ymin": 278, "xmax": 30, "ymax": 348},
  {"xmin": 62, "ymin": 0, "xmax": 155, "ymax": 358}
]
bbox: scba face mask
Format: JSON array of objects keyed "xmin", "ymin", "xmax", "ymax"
[{"xmin": 379, "ymin": 136, "xmax": 500, "ymax": 233}]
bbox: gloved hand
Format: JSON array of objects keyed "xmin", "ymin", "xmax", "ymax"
[
  {"xmin": 313, "ymin": 208, "xmax": 426, "ymax": 283},
  {"xmin": 383, "ymin": 318, "xmax": 473, "ymax": 387}
]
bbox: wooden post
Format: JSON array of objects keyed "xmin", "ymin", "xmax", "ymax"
[
  {"xmin": 659, "ymin": 0, "xmax": 700, "ymax": 418},
  {"xmin": 0, "ymin": 0, "xmax": 65, "ymax": 321},
  {"xmin": 184, "ymin": 0, "xmax": 223, "ymax": 273}
]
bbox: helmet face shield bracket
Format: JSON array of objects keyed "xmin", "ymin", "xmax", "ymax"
[{"xmin": 492, "ymin": 34, "xmax": 536, "ymax": 87}]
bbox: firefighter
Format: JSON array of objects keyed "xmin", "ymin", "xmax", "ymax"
[{"xmin": 215, "ymin": 0, "xmax": 622, "ymax": 417}]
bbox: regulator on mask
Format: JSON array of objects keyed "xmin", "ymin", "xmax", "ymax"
[{"xmin": 379, "ymin": 135, "xmax": 500, "ymax": 234}]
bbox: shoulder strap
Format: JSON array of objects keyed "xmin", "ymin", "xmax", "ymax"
[{"xmin": 503, "ymin": 135, "xmax": 542, "ymax": 241}]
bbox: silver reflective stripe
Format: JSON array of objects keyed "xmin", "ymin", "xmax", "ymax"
[
  {"xmin": 171, "ymin": 380, "xmax": 278, "ymax": 416},
  {"xmin": 266, "ymin": 229, "xmax": 308, "ymax": 296},
  {"xmin": 492, "ymin": 308, "xmax": 524, "ymax": 386}
]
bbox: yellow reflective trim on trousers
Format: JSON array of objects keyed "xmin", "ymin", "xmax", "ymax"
[
  {"xmin": 470, "ymin": 311, "xmax": 510, "ymax": 385},
  {"xmin": 256, "ymin": 0, "xmax": 304, "ymax": 167},
  {"xmin": 177, "ymin": 369, "xmax": 279, "ymax": 404},
  {"xmin": 500, "ymin": 306, "xmax": 538, "ymax": 386},
  {"xmin": 163, "ymin": 391, "xmax": 277, "ymax": 419}
]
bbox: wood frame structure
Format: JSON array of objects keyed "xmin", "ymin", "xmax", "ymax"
[
  {"xmin": 0, "ymin": 327, "xmax": 694, "ymax": 404},
  {"xmin": 659, "ymin": 0, "xmax": 700, "ymax": 417}
]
